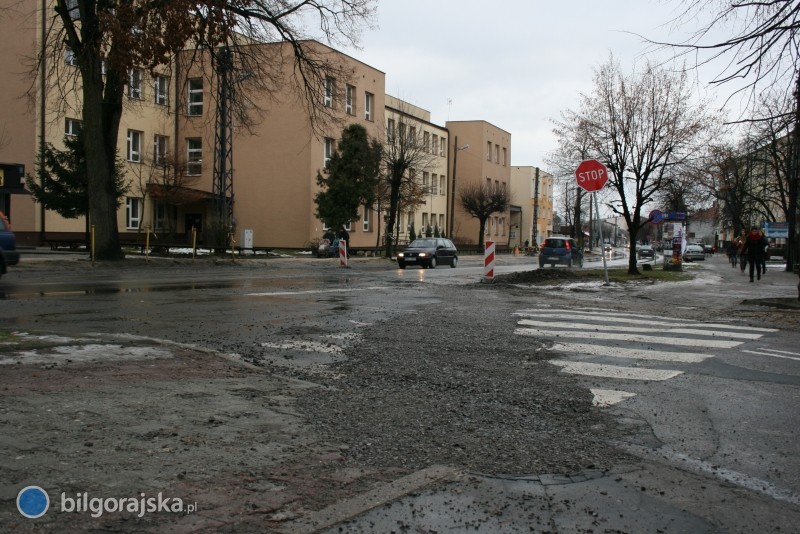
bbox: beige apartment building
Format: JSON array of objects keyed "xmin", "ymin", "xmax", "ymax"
[
  {"xmin": 445, "ymin": 121, "xmax": 512, "ymax": 246},
  {"xmin": 0, "ymin": 2, "xmax": 532, "ymax": 252},
  {"xmin": 510, "ymin": 166, "xmax": 554, "ymax": 247}
]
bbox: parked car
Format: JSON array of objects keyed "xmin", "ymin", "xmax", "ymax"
[
  {"xmin": 539, "ymin": 237, "xmax": 583, "ymax": 268},
  {"xmin": 0, "ymin": 212, "xmax": 20, "ymax": 278},
  {"xmin": 637, "ymin": 244, "xmax": 656, "ymax": 261},
  {"xmin": 397, "ymin": 238, "xmax": 458, "ymax": 269},
  {"xmin": 683, "ymin": 244, "xmax": 706, "ymax": 262}
]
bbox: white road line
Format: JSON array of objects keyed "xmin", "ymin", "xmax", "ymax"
[
  {"xmin": 517, "ymin": 319, "xmax": 762, "ymax": 340},
  {"xmin": 513, "ymin": 312, "xmax": 777, "ymax": 333},
  {"xmin": 551, "ymin": 342, "xmax": 711, "ymax": 363},
  {"xmin": 247, "ymin": 286, "xmax": 390, "ymax": 297},
  {"xmin": 591, "ymin": 389, "xmax": 636, "ymax": 407},
  {"xmin": 741, "ymin": 350, "xmax": 800, "ymax": 362},
  {"xmin": 551, "ymin": 360, "xmax": 683, "ymax": 381},
  {"xmin": 515, "ymin": 327, "xmax": 743, "ymax": 349}
]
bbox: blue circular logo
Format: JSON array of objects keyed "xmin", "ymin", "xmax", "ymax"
[{"xmin": 17, "ymin": 486, "xmax": 50, "ymax": 519}]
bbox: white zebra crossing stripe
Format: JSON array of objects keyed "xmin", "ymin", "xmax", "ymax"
[
  {"xmin": 517, "ymin": 319, "xmax": 762, "ymax": 340},
  {"xmin": 591, "ymin": 389, "xmax": 636, "ymax": 407},
  {"xmin": 741, "ymin": 348, "xmax": 800, "ymax": 362},
  {"xmin": 514, "ymin": 327, "xmax": 743, "ymax": 349},
  {"xmin": 551, "ymin": 342, "xmax": 711, "ymax": 363},
  {"xmin": 513, "ymin": 310, "xmax": 778, "ymax": 333},
  {"xmin": 551, "ymin": 360, "xmax": 683, "ymax": 381}
]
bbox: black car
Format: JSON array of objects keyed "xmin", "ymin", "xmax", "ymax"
[
  {"xmin": 0, "ymin": 212, "xmax": 20, "ymax": 278},
  {"xmin": 397, "ymin": 238, "xmax": 458, "ymax": 269},
  {"xmin": 538, "ymin": 237, "xmax": 583, "ymax": 268},
  {"xmin": 637, "ymin": 244, "xmax": 655, "ymax": 261}
]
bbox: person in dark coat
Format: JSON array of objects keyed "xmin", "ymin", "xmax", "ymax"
[{"xmin": 740, "ymin": 226, "xmax": 768, "ymax": 282}]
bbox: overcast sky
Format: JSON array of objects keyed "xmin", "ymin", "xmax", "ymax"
[{"xmin": 344, "ymin": 0, "xmax": 735, "ymax": 172}]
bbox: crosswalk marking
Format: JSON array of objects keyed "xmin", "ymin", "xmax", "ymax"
[
  {"xmin": 515, "ymin": 327, "xmax": 743, "ymax": 349},
  {"xmin": 514, "ymin": 310, "xmax": 778, "ymax": 333},
  {"xmin": 551, "ymin": 342, "xmax": 711, "ymax": 363},
  {"xmin": 591, "ymin": 389, "xmax": 636, "ymax": 407},
  {"xmin": 514, "ymin": 307, "xmax": 774, "ymax": 407},
  {"xmin": 551, "ymin": 361, "xmax": 683, "ymax": 381},
  {"xmin": 517, "ymin": 319, "xmax": 762, "ymax": 340},
  {"xmin": 741, "ymin": 348, "xmax": 800, "ymax": 362}
]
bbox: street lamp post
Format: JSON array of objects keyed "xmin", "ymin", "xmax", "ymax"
[{"xmin": 448, "ymin": 136, "xmax": 469, "ymax": 238}]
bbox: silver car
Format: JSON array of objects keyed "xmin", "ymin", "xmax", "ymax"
[{"xmin": 683, "ymin": 244, "xmax": 705, "ymax": 262}]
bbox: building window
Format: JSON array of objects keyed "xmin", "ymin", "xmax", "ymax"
[
  {"xmin": 187, "ymin": 78, "xmax": 203, "ymax": 116},
  {"xmin": 387, "ymin": 118, "xmax": 395, "ymax": 141},
  {"xmin": 440, "ymin": 137, "xmax": 446, "ymax": 157},
  {"xmin": 363, "ymin": 205, "xmax": 371, "ymax": 231},
  {"xmin": 364, "ymin": 92, "xmax": 373, "ymax": 121},
  {"xmin": 126, "ymin": 198, "xmax": 141, "ymax": 230},
  {"xmin": 324, "ymin": 77, "xmax": 334, "ymax": 108},
  {"xmin": 495, "ymin": 144, "xmax": 500, "ymax": 163},
  {"xmin": 65, "ymin": 118, "xmax": 82, "ymax": 137},
  {"xmin": 424, "ymin": 132, "xmax": 430, "ymax": 153},
  {"xmin": 324, "ymin": 137, "xmax": 334, "ymax": 168},
  {"xmin": 126, "ymin": 130, "xmax": 142, "ymax": 162},
  {"xmin": 345, "ymin": 84, "xmax": 354, "ymax": 115},
  {"xmin": 502, "ymin": 147, "xmax": 507, "ymax": 166},
  {"xmin": 422, "ymin": 172, "xmax": 429, "ymax": 194},
  {"xmin": 154, "ymin": 75, "xmax": 169, "ymax": 106},
  {"xmin": 422, "ymin": 213, "xmax": 429, "ymax": 230},
  {"xmin": 439, "ymin": 175, "xmax": 445, "ymax": 195},
  {"xmin": 65, "ymin": 47, "xmax": 78, "ymax": 66},
  {"xmin": 486, "ymin": 141, "xmax": 492, "ymax": 161},
  {"xmin": 153, "ymin": 135, "xmax": 168, "ymax": 166},
  {"xmin": 432, "ymin": 134, "xmax": 438, "ymax": 155},
  {"xmin": 128, "ymin": 68, "xmax": 142, "ymax": 99},
  {"xmin": 439, "ymin": 214, "xmax": 444, "ymax": 230},
  {"xmin": 186, "ymin": 138, "xmax": 202, "ymax": 175}
]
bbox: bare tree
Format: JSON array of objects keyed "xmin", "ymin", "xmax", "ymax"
[
  {"xmin": 555, "ymin": 56, "xmax": 715, "ymax": 274},
  {"xmin": 380, "ymin": 105, "xmax": 438, "ymax": 257},
  {"xmin": 32, "ymin": 1, "xmax": 376, "ymax": 260},
  {"xmin": 459, "ymin": 182, "xmax": 511, "ymax": 249},
  {"xmin": 653, "ymin": 0, "xmax": 799, "ymax": 274}
]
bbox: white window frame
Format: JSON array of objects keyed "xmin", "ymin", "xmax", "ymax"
[
  {"xmin": 153, "ymin": 134, "xmax": 168, "ymax": 166},
  {"xmin": 324, "ymin": 77, "xmax": 334, "ymax": 107},
  {"xmin": 126, "ymin": 130, "xmax": 142, "ymax": 162},
  {"xmin": 65, "ymin": 47, "xmax": 78, "ymax": 66},
  {"xmin": 345, "ymin": 85, "xmax": 354, "ymax": 115},
  {"xmin": 324, "ymin": 137, "xmax": 334, "ymax": 168},
  {"xmin": 154, "ymin": 75, "xmax": 169, "ymax": 106},
  {"xmin": 363, "ymin": 205, "xmax": 371, "ymax": 231},
  {"xmin": 186, "ymin": 138, "xmax": 202, "ymax": 175},
  {"xmin": 65, "ymin": 118, "xmax": 82, "ymax": 137},
  {"xmin": 439, "ymin": 175, "xmax": 445, "ymax": 195},
  {"xmin": 364, "ymin": 92, "xmax": 373, "ymax": 121},
  {"xmin": 126, "ymin": 197, "xmax": 141, "ymax": 230},
  {"xmin": 128, "ymin": 68, "xmax": 142, "ymax": 99},
  {"xmin": 440, "ymin": 137, "xmax": 446, "ymax": 157},
  {"xmin": 187, "ymin": 78, "xmax": 203, "ymax": 116}
]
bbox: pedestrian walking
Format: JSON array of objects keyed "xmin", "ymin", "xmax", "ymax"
[
  {"xmin": 736, "ymin": 230, "xmax": 748, "ymax": 274},
  {"xmin": 726, "ymin": 241, "xmax": 738, "ymax": 268},
  {"xmin": 760, "ymin": 229, "xmax": 768, "ymax": 276},
  {"xmin": 740, "ymin": 226, "xmax": 769, "ymax": 282}
]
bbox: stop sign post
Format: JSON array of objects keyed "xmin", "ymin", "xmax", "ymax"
[{"xmin": 575, "ymin": 159, "xmax": 609, "ymax": 193}]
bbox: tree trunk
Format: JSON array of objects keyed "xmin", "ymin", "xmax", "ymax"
[{"xmin": 82, "ymin": 47, "xmax": 124, "ymax": 260}]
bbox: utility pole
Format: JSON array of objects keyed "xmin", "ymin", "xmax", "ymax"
[
  {"xmin": 532, "ymin": 167, "xmax": 540, "ymax": 246},
  {"xmin": 212, "ymin": 47, "xmax": 234, "ymax": 252}
]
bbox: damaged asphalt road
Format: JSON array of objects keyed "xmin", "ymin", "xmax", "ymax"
[{"xmin": 1, "ymin": 254, "xmax": 799, "ymax": 532}]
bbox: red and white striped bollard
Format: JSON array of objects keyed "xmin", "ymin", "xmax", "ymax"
[{"xmin": 483, "ymin": 240, "xmax": 495, "ymax": 282}]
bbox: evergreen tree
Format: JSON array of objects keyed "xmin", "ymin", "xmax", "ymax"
[{"xmin": 315, "ymin": 124, "xmax": 382, "ymax": 233}]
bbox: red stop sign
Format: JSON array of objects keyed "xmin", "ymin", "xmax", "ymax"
[{"xmin": 575, "ymin": 159, "xmax": 609, "ymax": 192}]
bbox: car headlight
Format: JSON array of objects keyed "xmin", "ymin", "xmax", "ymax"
[
  {"xmin": 398, "ymin": 252, "xmax": 404, "ymax": 258},
  {"xmin": 418, "ymin": 252, "xmax": 428, "ymax": 257}
]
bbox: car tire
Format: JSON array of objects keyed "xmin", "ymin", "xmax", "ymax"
[
  {"xmin": 550, "ymin": 263, "xmax": 555, "ymax": 268},
  {"xmin": 450, "ymin": 257, "xmax": 458, "ymax": 268},
  {"xmin": 429, "ymin": 256, "xmax": 437, "ymax": 269},
  {"xmin": 539, "ymin": 260, "xmax": 544, "ymax": 268},
  {"xmin": 398, "ymin": 261, "xmax": 406, "ymax": 269}
]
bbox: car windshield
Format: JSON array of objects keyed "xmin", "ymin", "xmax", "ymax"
[
  {"xmin": 408, "ymin": 239, "xmax": 437, "ymax": 248},
  {"xmin": 544, "ymin": 239, "xmax": 567, "ymax": 248}
]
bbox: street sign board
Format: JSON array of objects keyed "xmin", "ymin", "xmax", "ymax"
[
  {"xmin": 575, "ymin": 159, "xmax": 609, "ymax": 192},
  {"xmin": 649, "ymin": 209, "xmax": 663, "ymax": 224}
]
